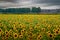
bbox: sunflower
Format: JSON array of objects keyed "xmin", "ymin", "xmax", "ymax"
[
  {"xmin": 58, "ymin": 25, "xmax": 60, "ymax": 28},
  {"xmin": 9, "ymin": 29, "xmax": 13, "ymax": 37},
  {"xmin": 27, "ymin": 32, "xmax": 33, "ymax": 36},
  {"xmin": 19, "ymin": 24, "xmax": 23, "ymax": 28},
  {"xmin": 13, "ymin": 25, "xmax": 17, "ymax": 30},
  {"xmin": 41, "ymin": 28, "xmax": 46, "ymax": 32},
  {"xmin": 9, "ymin": 29, "xmax": 13, "ymax": 33},
  {"xmin": 48, "ymin": 33, "xmax": 54, "ymax": 39},
  {"xmin": 0, "ymin": 28, "xmax": 2, "ymax": 36},
  {"xmin": 1, "ymin": 31, "xmax": 5, "ymax": 37},
  {"xmin": 19, "ymin": 34, "xmax": 23, "ymax": 38},
  {"xmin": 2, "ymin": 37, "xmax": 5, "ymax": 40},
  {"xmin": 57, "ymin": 28, "xmax": 60, "ymax": 31},
  {"xmin": 22, "ymin": 24, "xmax": 26, "ymax": 28},
  {"xmin": 3, "ymin": 25, "xmax": 7, "ymax": 30},
  {"xmin": 13, "ymin": 33, "xmax": 18, "ymax": 39},
  {"xmin": 29, "ymin": 27, "xmax": 34, "ymax": 31},
  {"xmin": 37, "ymin": 34, "xmax": 42, "ymax": 40},
  {"xmin": 46, "ymin": 31, "xmax": 51, "ymax": 34},
  {"xmin": 5, "ymin": 30, "xmax": 9, "ymax": 35},
  {"xmin": 0, "ymin": 23, "xmax": 3, "ymax": 26},
  {"xmin": 28, "ymin": 36, "xmax": 33, "ymax": 40},
  {"xmin": 53, "ymin": 34, "xmax": 56, "ymax": 38},
  {"xmin": 53, "ymin": 29, "xmax": 56, "ymax": 33},
  {"xmin": 47, "ymin": 24, "xmax": 51, "ymax": 30},
  {"xmin": 21, "ymin": 29, "xmax": 26, "ymax": 34},
  {"xmin": 34, "ymin": 25, "xmax": 40, "ymax": 29},
  {"xmin": 1, "ymin": 31, "xmax": 5, "ymax": 40},
  {"xmin": 0, "ymin": 28, "xmax": 2, "ymax": 32},
  {"xmin": 54, "ymin": 30, "xmax": 60, "ymax": 35},
  {"xmin": 5, "ymin": 34, "xmax": 9, "ymax": 38}
]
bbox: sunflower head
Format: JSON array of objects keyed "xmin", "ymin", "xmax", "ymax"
[
  {"xmin": 49, "ymin": 34, "xmax": 53, "ymax": 38},
  {"xmin": 0, "ymin": 23, "xmax": 3, "ymax": 26},
  {"xmin": 29, "ymin": 27, "xmax": 34, "ymax": 31},
  {"xmin": 5, "ymin": 30, "xmax": 9, "ymax": 35},
  {"xmin": 19, "ymin": 34, "xmax": 23, "ymax": 38},
  {"xmin": 53, "ymin": 29, "xmax": 56, "ymax": 33},
  {"xmin": 37, "ymin": 34, "xmax": 42, "ymax": 40},
  {"xmin": 5, "ymin": 34, "xmax": 9, "ymax": 39},
  {"xmin": 0, "ymin": 28, "xmax": 2, "ymax": 33},
  {"xmin": 57, "ymin": 28, "xmax": 60, "ymax": 31},
  {"xmin": 28, "ymin": 36, "xmax": 33, "ymax": 40},
  {"xmin": 48, "ymin": 33, "xmax": 54, "ymax": 38},
  {"xmin": 13, "ymin": 33, "xmax": 18, "ymax": 39},
  {"xmin": 9, "ymin": 29, "xmax": 13, "ymax": 33},
  {"xmin": 46, "ymin": 31, "xmax": 51, "ymax": 34},
  {"xmin": 41, "ymin": 28, "xmax": 46, "ymax": 32},
  {"xmin": 28, "ymin": 32, "xmax": 33, "ymax": 36},
  {"xmin": 54, "ymin": 30, "xmax": 60, "ymax": 35},
  {"xmin": 21, "ymin": 29, "xmax": 26, "ymax": 34},
  {"xmin": 47, "ymin": 24, "xmax": 51, "ymax": 29},
  {"xmin": 1, "ymin": 31, "xmax": 5, "ymax": 37}
]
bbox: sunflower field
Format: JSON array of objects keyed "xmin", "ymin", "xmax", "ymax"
[{"xmin": 0, "ymin": 14, "xmax": 60, "ymax": 40}]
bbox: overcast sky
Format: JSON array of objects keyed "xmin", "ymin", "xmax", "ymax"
[{"xmin": 0, "ymin": 0, "xmax": 60, "ymax": 9}]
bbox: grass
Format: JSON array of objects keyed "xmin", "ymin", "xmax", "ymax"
[{"xmin": 0, "ymin": 14, "xmax": 60, "ymax": 40}]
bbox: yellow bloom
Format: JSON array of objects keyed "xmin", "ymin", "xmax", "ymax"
[
  {"xmin": 53, "ymin": 29, "xmax": 56, "ymax": 33},
  {"xmin": 47, "ymin": 24, "xmax": 51, "ymax": 30},
  {"xmin": 19, "ymin": 34, "xmax": 23, "ymax": 38},
  {"xmin": 0, "ymin": 28, "xmax": 2, "ymax": 36},
  {"xmin": 13, "ymin": 33, "xmax": 18, "ymax": 39},
  {"xmin": 34, "ymin": 25, "xmax": 39, "ymax": 29},
  {"xmin": 27, "ymin": 32, "xmax": 33, "ymax": 36},
  {"xmin": 21, "ymin": 29, "xmax": 26, "ymax": 34},
  {"xmin": 41, "ymin": 28, "xmax": 46, "ymax": 32},
  {"xmin": 28, "ymin": 36, "xmax": 33, "ymax": 40},
  {"xmin": 5, "ymin": 34, "xmax": 9, "ymax": 38},
  {"xmin": 46, "ymin": 31, "xmax": 51, "ymax": 34},
  {"xmin": 48, "ymin": 33, "xmax": 54, "ymax": 38},
  {"xmin": 29, "ymin": 27, "xmax": 33, "ymax": 31},
  {"xmin": 9, "ymin": 29, "xmax": 13, "ymax": 37},
  {"xmin": 5, "ymin": 30, "xmax": 9, "ymax": 35},
  {"xmin": 37, "ymin": 34, "xmax": 42, "ymax": 40},
  {"xmin": 57, "ymin": 28, "xmax": 60, "ymax": 31},
  {"xmin": 54, "ymin": 30, "xmax": 60, "ymax": 35},
  {"xmin": 0, "ymin": 23, "xmax": 3, "ymax": 26},
  {"xmin": 13, "ymin": 25, "xmax": 17, "ymax": 30},
  {"xmin": 1, "ymin": 31, "xmax": 4, "ymax": 36}
]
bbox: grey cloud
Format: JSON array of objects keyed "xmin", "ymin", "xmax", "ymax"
[
  {"xmin": 0, "ymin": 0, "xmax": 60, "ymax": 9},
  {"xmin": 33, "ymin": 0, "xmax": 60, "ymax": 5},
  {"xmin": 0, "ymin": 0, "xmax": 18, "ymax": 3}
]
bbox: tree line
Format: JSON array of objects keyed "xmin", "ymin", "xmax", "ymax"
[{"xmin": 0, "ymin": 7, "xmax": 41, "ymax": 13}]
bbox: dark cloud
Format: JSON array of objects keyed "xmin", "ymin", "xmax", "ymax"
[
  {"xmin": 0, "ymin": 0, "xmax": 18, "ymax": 3},
  {"xmin": 0, "ymin": 0, "xmax": 60, "ymax": 9},
  {"xmin": 33, "ymin": 0, "xmax": 60, "ymax": 5},
  {"xmin": 0, "ymin": 0, "xmax": 60, "ymax": 5}
]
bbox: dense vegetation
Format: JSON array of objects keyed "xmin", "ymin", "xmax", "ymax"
[
  {"xmin": 0, "ymin": 7, "xmax": 41, "ymax": 13},
  {"xmin": 0, "ymin": 14, "xmax": 60, "ymax": 40}
]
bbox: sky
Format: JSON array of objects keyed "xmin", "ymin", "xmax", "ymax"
[{"xmin": 0, "ymin": 0, "xmax": 60, "ymax": 9}]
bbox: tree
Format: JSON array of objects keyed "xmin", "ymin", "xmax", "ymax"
[{"xmin": 32, "ymin": 7, "xmax": 41, "ymax": 13}]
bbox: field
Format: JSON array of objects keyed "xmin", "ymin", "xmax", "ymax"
[{"xmin": 0, "ymin": 14, "xmax": 60, "ymax": 40}]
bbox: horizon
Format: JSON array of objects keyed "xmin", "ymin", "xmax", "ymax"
[{"xmin": 0, "ymin": 7, "xmax": 60, "ymax": 10}]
